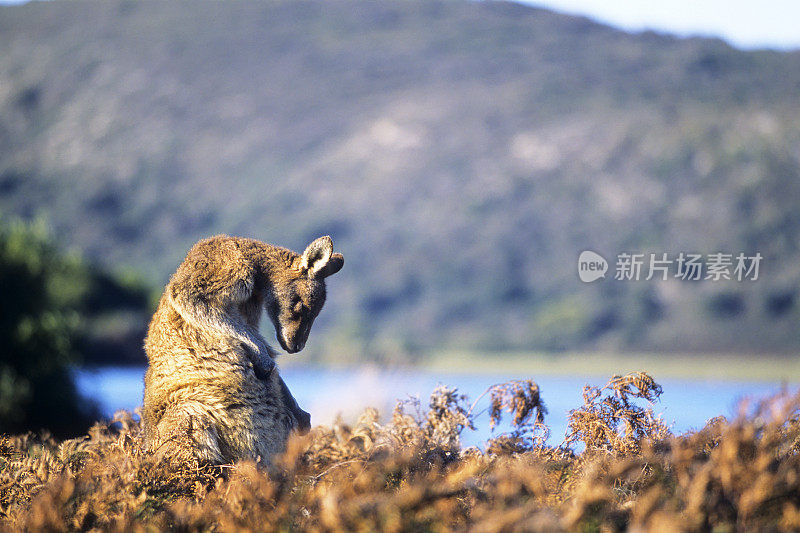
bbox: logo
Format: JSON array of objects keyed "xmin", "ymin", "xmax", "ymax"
[{"xmin": 578, "ymin": 250, "xmax": 608, "ymax": 282}]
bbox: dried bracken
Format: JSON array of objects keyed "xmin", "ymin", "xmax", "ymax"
[
  {"xmin": 1, "ymin": 372, "xmax": 799, "ymax": 532},
  {"xmin": 481, "ymin": 379, "xmax": 549, "ymax": 453},
  {"xmin": 564, "ymin": 371, "xmax": 670, "ymax": 455}
]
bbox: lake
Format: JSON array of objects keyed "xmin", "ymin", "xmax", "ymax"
[{"xmin": 75, "ymin": 366, "xmax": 797, "ymax": 448}]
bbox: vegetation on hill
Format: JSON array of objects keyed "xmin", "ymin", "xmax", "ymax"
[
  {"xmin": 3, "ymin": 373, "xmax": 800, "ymax": 531},
  {"xmin": 1, "ymin": 0, "xmax": 800, "ymax": 358}
]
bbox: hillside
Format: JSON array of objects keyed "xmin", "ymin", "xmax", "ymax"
[{"xmin": 2, "ymin": 0, "xmax": 800, "ymax": 361}]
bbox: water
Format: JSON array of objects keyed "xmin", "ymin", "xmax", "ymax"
[{"xmin": 75, "ymin": 366, "xmax": 796, "ymax": 448}]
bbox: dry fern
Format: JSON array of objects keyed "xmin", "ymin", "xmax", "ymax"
[{"xmin": 1, "ymin": 373, "xmax": 799, "ymax": 532}]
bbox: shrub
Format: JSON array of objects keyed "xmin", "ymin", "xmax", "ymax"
[
  {"xmin": 3, "ymin": 372, "xmax": 798, "ymax": 531},
  {"xmin": 0, "ymin": 217, "xmax": 96, "ymax": 437}
]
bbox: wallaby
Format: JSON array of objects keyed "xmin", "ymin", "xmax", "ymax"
[{"xmin": 142, "ymin": 235, "xmax": 343, "ymax": 465}]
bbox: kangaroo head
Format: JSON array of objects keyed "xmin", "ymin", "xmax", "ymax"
[{"xmin": 266, "ymin": 236, "xmax": 343, "ymax": 354}]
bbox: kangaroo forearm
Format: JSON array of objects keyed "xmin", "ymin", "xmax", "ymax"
[{"xmin": 169, "ymin": 291, "xmax": 274, "ymax": 368}]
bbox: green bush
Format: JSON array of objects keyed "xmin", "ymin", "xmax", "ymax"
[{"xmin": 0, "ymin": 217, "xmax": 97, "ymax": 437}]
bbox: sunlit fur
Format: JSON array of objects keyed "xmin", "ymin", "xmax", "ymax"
[{"xmin": 142, "ymin": 234, "xmax": 343, "ymax": 465}]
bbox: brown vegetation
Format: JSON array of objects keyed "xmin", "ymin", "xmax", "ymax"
[{"xmin": 2, "ymin": 372, "xmax": 799, "ymax": 531}]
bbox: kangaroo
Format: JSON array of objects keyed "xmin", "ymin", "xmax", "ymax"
[{"xmin": 142, "ymin": 234, "xmax": 343, "ymax": 465}]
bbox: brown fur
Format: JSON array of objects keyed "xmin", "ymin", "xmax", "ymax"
[{"xmin": 142, "ymin": 235, "xmax": 343, "ymax": 465}]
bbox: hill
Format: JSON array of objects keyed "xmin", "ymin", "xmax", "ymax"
[{"xmin": 2, "ymin": 0, "xmax": 800, "ymax": 361}]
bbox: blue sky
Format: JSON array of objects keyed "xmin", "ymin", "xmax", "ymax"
[
  {"xmin": 1, "ymin": 0, "xmax": 798, "ymax": 51},
  {"xmin": 525, "ymin": 0, "xmax": 800, "ymax": 50}
]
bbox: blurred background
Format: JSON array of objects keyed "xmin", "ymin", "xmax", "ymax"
[{"xmin": 1, "ymin": 0, "xmax": 799, "ymax": 439}]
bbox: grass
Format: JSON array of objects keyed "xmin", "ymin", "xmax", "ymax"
[
  {"xmin": 421, "ymin": 350, "xmax": 800, "ymax": 382},
  {"xmin": 3, "ymin": 372, "xmax": 800, "ymax": 531}
]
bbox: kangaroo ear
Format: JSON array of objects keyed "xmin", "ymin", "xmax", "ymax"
[
  {"xmin": 301, "ymin": 236, "xmax": 334, "ymax": 277},
  {"xmin": 320, "ymin": 252, "xmax": 344, "ymax": 278}
]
